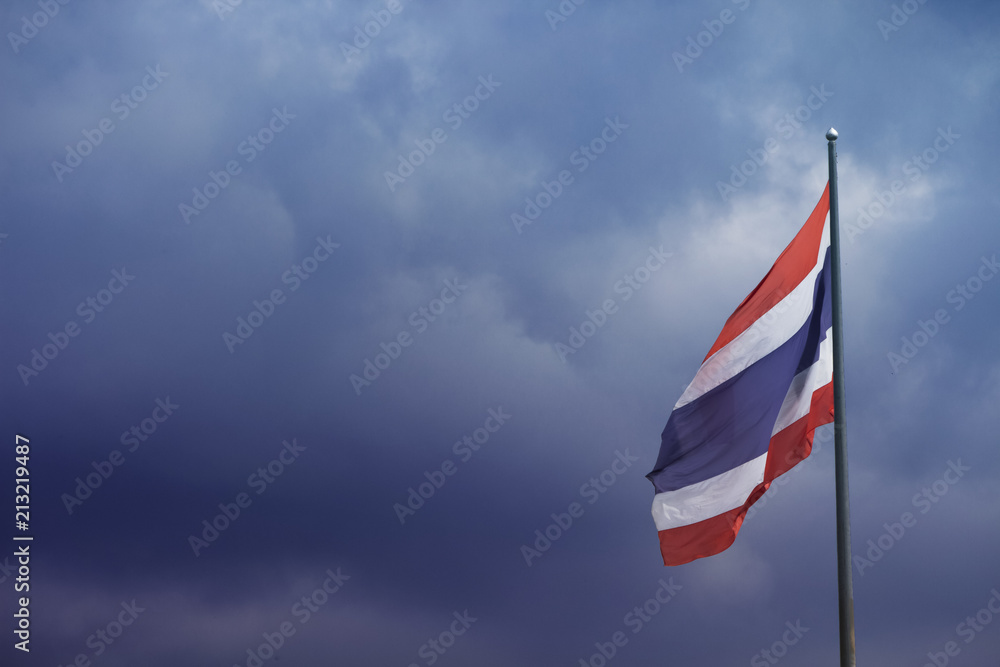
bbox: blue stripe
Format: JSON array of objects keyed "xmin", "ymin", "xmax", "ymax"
[
  {"xmin": 646, "ymin": 249, "xmax": 832, "ymax": 495},
  {"xmin": 794, "ymin": 247, "xmax": 832, "ymax": 375}
]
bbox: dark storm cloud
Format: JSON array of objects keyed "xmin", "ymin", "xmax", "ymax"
[{"xmin": 2, "ymin": 0, "xmax": 999, "ymax": 665}]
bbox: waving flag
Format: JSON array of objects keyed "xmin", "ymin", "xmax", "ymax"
[{"xmin": 647, "ymin": 185, "xmax": 835, "ymax": 566}]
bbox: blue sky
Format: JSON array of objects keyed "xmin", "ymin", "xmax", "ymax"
[{"xmin": 2, "ymin": 0, "xmax": 1000, "ymax": 665}]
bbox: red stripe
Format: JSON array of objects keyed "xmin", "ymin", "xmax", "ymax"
[
  {"xmin": 656, "ymin": 380, "xmax": 834, "ymax": 566},
  {"xmin": 703, "ymin": 185, "xmax": 830, "ymax": 362},
  {"xmin": 764, "ymin": 380, "xmax": 834, "ymax": 480},
  {"xmin": 657, "ymin": 506, "xmax": 745, "ymax": 566}
]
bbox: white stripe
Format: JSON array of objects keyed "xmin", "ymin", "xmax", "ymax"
[
  {"xmin": 771, "ymin": 328, "xmax": 833, "ymax": 435},
  {"xmin": 651, "ymin": 454, "xmax": 766, "ymax": 531},
  {"xmin": 651, "ymin": 338, "xmax": 834, "ymax": 532},
  {"xmin": 675, "ymin": 217, "xmax": 830, "ymax": 410}
]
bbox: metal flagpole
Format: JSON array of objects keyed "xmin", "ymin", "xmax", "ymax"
[{"xmin": 826, "ymin": 128, "xmax": 857, "ymax": 666}]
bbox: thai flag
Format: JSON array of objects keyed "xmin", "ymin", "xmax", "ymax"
[{"xmin": 647, "ymin": 186, "xmax": 835, "ymax": 566}]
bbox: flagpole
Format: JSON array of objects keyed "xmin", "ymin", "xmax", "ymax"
[{"xmin": 826, "ymin": 128, "xmax": 857, "ymax": 666}]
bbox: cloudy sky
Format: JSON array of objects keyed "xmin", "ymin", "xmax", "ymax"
[{"xmin": 2, "ymin": 0, "xmax": 999, "ymax": 665}]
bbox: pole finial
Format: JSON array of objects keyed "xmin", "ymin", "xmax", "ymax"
[{"xmin": 826, "ymin": 127, "xmax": 839, "ymax": 141}]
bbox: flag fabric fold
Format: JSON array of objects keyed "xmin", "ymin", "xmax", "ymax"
[{"xmin": 647, "ymin": 185, "xmax": 835, "ymax": 566}]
